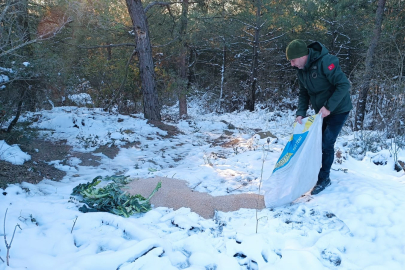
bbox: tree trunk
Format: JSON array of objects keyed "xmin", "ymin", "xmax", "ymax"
[
  {"xmin": 354, "ymin": 0, "xmax": 386, "ymax": 130},
  {"xmin": 218, "ymin": 42, "xmax": 226, "ymax": 112},
  {"xmin": 125, "ymin": 0, "xmax": 161, "ymax": 121},
  {"xmin": 178, "ymin": 0, "xmax": 189, "ymax": 118},
  {"xmin": 7, "ymin": 88, "xmax": 27, "ymax": 133},
  {"xmin": 245, "ymin": 1, "xmax": 261, "ymax": 112}
]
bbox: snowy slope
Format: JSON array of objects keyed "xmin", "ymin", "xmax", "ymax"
[{"xmin": 1, "ymin": 105, "xmax": 404, "ymax": 269}]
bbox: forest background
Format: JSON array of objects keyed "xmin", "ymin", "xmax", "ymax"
[{"xmin": 0, "ymin": 0, "xmax": 404, "ymax": 142}]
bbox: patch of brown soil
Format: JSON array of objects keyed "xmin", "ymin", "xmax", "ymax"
[
  {"xmin": 0, "ymin": 160, "xmax": 66, "ymax": 189},
  {"xmin": 126, "ymin": 176, "xmax": 265, "ymax": 219},
  {"xmin": 147, "ymin": 120, "xmax": 183, "ymax": 138},
  {"xmin": 93, "ymin": 145, "xmax": 120, "ymax": 159},
  {"xmin": 71, "ymin": 151, "xmax": 101, "ymax": 167},
  {"xmin": 219, "ymin": 138, "xmax": 242, "ymax": 148},
  {"xmin": 256, "ymin": 131, "xmax": 277, "ymax": 139},
  {"xmin": 121, "ymin": 141, "xmax": 141, "ymax": 149},
  {"xmin": 0, "ymin": 138, "xmax": 119, "ymax": 189},
  {"xmin": 21, "ymin": 139, "xmax": 72, "ymax": 162},
  {"xmin": 0, "ymin": 139, "xmax": 71, "ymax": 189}
]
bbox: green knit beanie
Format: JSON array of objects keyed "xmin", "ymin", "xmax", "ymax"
[{"xmin": 286, "ymin": 39, "xmax": 308, "ymax": 60}]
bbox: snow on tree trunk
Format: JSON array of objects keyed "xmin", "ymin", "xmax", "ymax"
[{"xmin": 218, "ymin": 43, "xmax": 226, "ymax": 112}]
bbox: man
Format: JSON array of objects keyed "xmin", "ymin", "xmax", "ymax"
[{"xmin": 286, "ymin": 39, "xmax": 352, "ymax": 195}]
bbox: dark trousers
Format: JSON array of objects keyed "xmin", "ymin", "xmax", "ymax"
[{"xmin": 318, "ymin": 112, "xmax": 349, "ymax": 183}]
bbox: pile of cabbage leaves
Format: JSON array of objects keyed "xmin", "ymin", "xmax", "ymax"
[{"xmin": 71, "ymin": 175, "xmax": 161, "ymax": 217}]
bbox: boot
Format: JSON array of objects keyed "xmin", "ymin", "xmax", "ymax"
[{"xmin": 311, "ymin": 177, "xmax": 331, "ymax": 195}]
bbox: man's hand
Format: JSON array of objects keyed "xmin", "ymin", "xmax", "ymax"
[
  {"xmin": 319, "ymin": 106, "xmax": 330, "ymax": 118},
  {"xmin": 295, "ymin": 116, "xmax": 303, "ymax": 124}
]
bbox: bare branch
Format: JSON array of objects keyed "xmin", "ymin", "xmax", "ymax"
[
  {"xmin": 259, "ymin": 20, "xmax": 267, "ymax": 29},
  {"xmin": 259, "ymin": 32, "xmax": 286, "ymax": 44},
  {"xmin": 242, "ymin": 29, "xmax": 254, "ymax": 38},
  {"xmin": 0, "ymin": 1, "xmax": 13, "ymax": 23},
  {"xmin": 71, "ymin": 216, "xmax": 78, "ymax": 234},
  {"xmin": 37, "ymin": 16, "xmax": 73, "ymax": 39},
  {"xmin": 0, "ymin": 17, "xmax": 73, "ymax": 58},
  {"xmin": 3, "ymin": 208, "xmax": 22, "ymax": 266},
  {"xmin": 78, "ymin": 43, "xmax": 136, "ymax": 50},
  {"xmin": 144, "ymin": 1, "xmax": 181, "ymax": 14},
  {"xmin": 0, "ymin": 38, "xmax": 38, "ymax": 58},
  {"xmin": 144, "ymin": 1, "xmax": 200, "ymax": 13},
  {"xmin": 231, "ymin": 18, "xmax": 255, "ymax": 29},
  {"xmin": 197, "ymin": 61, "xmax": 221, "ymax": 67}
]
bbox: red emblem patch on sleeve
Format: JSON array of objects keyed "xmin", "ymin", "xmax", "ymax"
[{"xmin": 328, "ymin": 63, "xmax": 335, "ymax": 71}]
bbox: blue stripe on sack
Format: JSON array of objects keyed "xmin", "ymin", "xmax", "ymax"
[{"xmin": 272, "ymin": 131, "xmax": 308, "ymax": 172}]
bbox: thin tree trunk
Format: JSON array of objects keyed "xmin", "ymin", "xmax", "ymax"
[
  {"xmin": 394, "ymin": 42, "xmax": 404, "ymax": 84},
  {"xmin": 218, "ymin": 42, "xmax": 226, "ymax": 112},
  {"xmin": 7, "ymin": 88, "xmax": 27, "ymax": 133},
  {"xmin": 354, "ymin": 0, "xmax": 386, "ymax": 130},
  {"xmin": 178, "ymin": 0, "xmax": 189, "ymax": 118},
  {"xmin": 245, "ymin": 2, "xmax": 261, "ymax": 112},
  {"xmin": 125, "ymin": 0, "xmax": 161, "ymax": 121}
]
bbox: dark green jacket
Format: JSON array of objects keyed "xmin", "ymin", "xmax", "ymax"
[{"xmin": 296, "ymin": 42, "xmax": 352, "ymax": 117}]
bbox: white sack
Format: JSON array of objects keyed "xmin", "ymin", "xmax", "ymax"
[{"xmin": 263, "ymin": 114, "xmax": 322, "ymax": 208}]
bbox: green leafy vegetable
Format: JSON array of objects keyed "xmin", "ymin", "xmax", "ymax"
[{"xmin": 71, "ymin": 175, "xmax": 161, "ymax": 217}]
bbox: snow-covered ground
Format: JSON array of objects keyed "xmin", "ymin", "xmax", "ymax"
[{"xmin": 1, "ymin": 104, "xmax": 405, "ymax": 270}]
